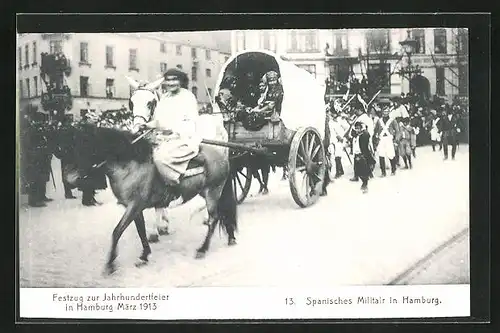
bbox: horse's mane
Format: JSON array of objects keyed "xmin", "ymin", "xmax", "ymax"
[{"xmin": 77, "ymin": 125, "xmax": 153, "ymax": 164}]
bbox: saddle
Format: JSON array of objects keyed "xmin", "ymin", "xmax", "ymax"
[{"xmin": 184, "ymin": 153, "xmax": 205, "ymax": 177}]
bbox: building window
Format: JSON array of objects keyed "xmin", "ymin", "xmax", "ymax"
[
  {"xmin": 205, "ymin": 68, "xmax": 211, "ymax": 77},
  {"xmin": 287, "ymin": 30, "xmax": 319, "ymax": 53},
  {"xmin": 367, "ymin": 63, "xmax": 391, "ymax": 94},
  {"xmin": 19, "ymin": 80, "xmax": 23, "ymax": 98},
  {"xmin": 160, "ymin": 42, "xmax": 166, "ymax": 53},
  {"xmin": 412, "ymin": 29, "xmax": 426, "ymax": 54},
  {"xmin": 328, "ymin": 63, "xmax": 351, "ymax": 93},
  {"xmin": 259, "ymin": 31, "xmax": 277, "ymax": 52},
  {"xmin": 80, "ymin": 76, "xmax": 89, "ymax": 97},
  {"xmin": 176, "ymin": 64, "xmax": 183, "ymax": 70},
  {"xmin": 192, "ymin": 86, "xmax": 198, "ymax": 98},
  {"xmin": 18, "ymin": 47, "xmax": 22, "ymax": 70},
  {"xmin": 32, "ymin": 42, "xmax": 37, "ymax": 65},
  {"xmin": 456, "ymin": 28, "xmax": 468, "ymax": 56},
  {"xmin": 34, "ymin": 76, "xmax": 38, "ymax": 96},
  {"xmin": 49, "ymin": 40, "xmax": 63, "ymax": 54},
  {"xmin": 207, "ymin": 88, "xmax": 212, "ymax": 97},
  {"xmin": 236, "ymin": 31, "xmax": 246, "ymax": 52},
  {"xmin": 333, "ymin": 33, "xmax": 348, "ymax": 53},
  {"xmin": 366, "ymin": 29, "xmax": 391, "ymax": 53},
  {"xmin": 25, "ymin": 78, "xmax": 30, "ymax": 98},
  {"xmin": 80, "ymin": 42, "xmax": 89, "ymax": 63},
  {"xmin": 105, "ymin": 46, "xmax": 115, "ymax": 67},
  {"xmin": 297, "ymin": 64, "xmax": 317, "ymax": 78},
  {"xmin": 129, "ymin": 49, "xmax": 138, "ymax": 70},
  {"xmin": 434, "ymin": 29, "xmax": 447, "ymax": 54},
  {"xmin": 192, "ymin": 66, "xmax": 198, "ymax": 81},
  {"xmin": 458, "ymin": 64, "xmax": 468, "ymax": 95},
  {"xmin": 205, "ymin": 49, "xmax": 211, "ymax": 60},
  {"xmin": 176, "ymin": 45, "xmax": 182, "ymax": 56},
  {"xmin": 160, "ymin": 62, "xmax": 168, "ymax": 73},
  {"xmin": 24, "ymin": 44, "xmax": 29, "ymax": 67},
  {"xmin": 191, "ymin": 47, "xmax": 197, "ymax": 59},
  {"xmin": 106, "ymin": 78, "xmax": 115, "ymax": 98},
  {"xmin": 435, "ymin": 67, "xmax": 445, "ymax": 95}
]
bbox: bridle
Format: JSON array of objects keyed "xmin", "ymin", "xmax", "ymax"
[
  {"xmin": 131, "ymin": 88, "xmax": 160, "ymax": 124},
  {"xmin": 80, "ymin": 88, "xmax": 160, "ymax": 178}
]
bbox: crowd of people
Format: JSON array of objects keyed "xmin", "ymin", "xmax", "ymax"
[
  {"xmin": 325, "ymin": 91, "xmax": 468, "ymax": 194},
  {"xmin": 19, "ymin": 107, "xmax": 129, "ymax": 208}
]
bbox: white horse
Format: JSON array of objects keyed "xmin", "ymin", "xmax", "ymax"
[{"xmin": 125, "ymin": 76, "xmax": 229, "ymax": 242}]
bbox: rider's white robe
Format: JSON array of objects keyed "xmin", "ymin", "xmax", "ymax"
[{"xmin": 152, "ymin": 88, "xmax": 201, "ymax": 182}]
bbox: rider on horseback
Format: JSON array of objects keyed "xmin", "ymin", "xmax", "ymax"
[{"xmin": 140, "ymin": 68, "xmax": 202, "ymax": 187}]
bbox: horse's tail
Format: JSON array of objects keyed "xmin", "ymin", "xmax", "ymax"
[{"xmin": 217, "ymin": 176, "xmax": 238, "ymax": 234}]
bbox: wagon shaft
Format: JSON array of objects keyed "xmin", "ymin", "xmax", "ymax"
[{"xmin": 201, "ymin": 138, "xmax": 272, "ymax": 156}]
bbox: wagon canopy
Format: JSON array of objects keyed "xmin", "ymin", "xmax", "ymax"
[{"xmin": 214, "ymin": 50, "xmax": 326, "ymax": 139}]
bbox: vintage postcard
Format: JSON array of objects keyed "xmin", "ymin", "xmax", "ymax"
[{"xmin": 16, "ymin": 13, "xmax": 485, "ymax": 322}]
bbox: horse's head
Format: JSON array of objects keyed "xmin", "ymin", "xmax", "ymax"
[{"xmin": 126, "ymin": 76, "xmax": 164, "ymax": 129}]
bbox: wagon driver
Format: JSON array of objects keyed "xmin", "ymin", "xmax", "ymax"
[{"xmin": 140, "ymin": 68, "xmax": 202, "ymax": 188}]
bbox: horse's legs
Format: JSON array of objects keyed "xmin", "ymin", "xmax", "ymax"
[
  {"xmin": 195, "ymin": 189, "xmax": 221, "ymax": 259},
  {"xmin": 253, "ymin": 169, "xmax": 264, "ymax": 193},
  {"xmin": 105, "ymin": 203, "xmax": 141, "ymax": 275},
  {"xmin": 133, "ymin": 211, "xmax": 152, "ymax": 267},
  {"xmin": 147, "ymin": 208, "xmax": 170, "ymax": 243},
  {"xmin": 159, "ymin": 209, "xmax": 170, "ymax": 235},
  {"xmin": 261, "ymin": 166, "xmax": 270, "ymax": 194}
]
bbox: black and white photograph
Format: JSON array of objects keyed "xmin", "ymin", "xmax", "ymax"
[{"xmin": 16, "ymin": 16, "xmax": 482, "ymax": 320}]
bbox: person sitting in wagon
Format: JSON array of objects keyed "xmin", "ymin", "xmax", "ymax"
[{"xmin": 250, "ymin": 71, "xmax": 284, "ymax": 121}]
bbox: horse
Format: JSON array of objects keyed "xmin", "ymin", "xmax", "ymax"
[
  {"xmin": 59, "ymin": 122, "xmax": 237, "ymax": 274},
  {"xmin": 126, "ymin": 76, "xmax": 230, "ymax": 239}
]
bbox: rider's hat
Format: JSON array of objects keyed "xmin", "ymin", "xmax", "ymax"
[{"xmin": 163, "ymin": 68, "xmax": 189, "ymax": 89}]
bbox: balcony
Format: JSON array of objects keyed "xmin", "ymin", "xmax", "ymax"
[{"xmin": 41, "ymin": 33, "xmax": 71, "ymax": 40}]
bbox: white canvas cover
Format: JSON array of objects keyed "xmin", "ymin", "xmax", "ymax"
[{"xmin": 214, "ymin": 50, "xmax": 326, "ymax": 139}]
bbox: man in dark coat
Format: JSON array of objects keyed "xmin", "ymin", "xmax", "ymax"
[
  {"xmin": 437, "ymin": 105, "xmax": 461, "ymax": 160},
  {"xmin": 78, "ymin": 110, "xmax": 107, "ymax": 206},
  {"xmin": 351, "ymin": 121, "xmax": 375, "ymax": 193},
  {"xmin": 22, "ymin": 112, "xmax": 53, "ymax": 207}
]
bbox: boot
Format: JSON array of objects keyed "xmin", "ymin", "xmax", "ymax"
[
  {"xmin": 390, "ymin": 158, "xmax": 397, "ymax": 175},
  {"xmin": 379, "ymin": 157, "xmax": 387, "ymax": 177},
  {"xmin": 408, "ymin": 155, "xmax": 413, "ymax": 169},
  {"xmin": 403, "ymin": 156, "xmax": 409, "ymax": 169},
  {"xmin": 334, "ymin": 157, "xmax": 344, "ymax": 178}
]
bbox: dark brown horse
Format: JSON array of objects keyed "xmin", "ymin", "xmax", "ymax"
[{"xmin": 59, "ymin": 124, "xmax": 237, "ymax": 275}]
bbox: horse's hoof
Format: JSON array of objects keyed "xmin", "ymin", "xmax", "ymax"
[
  {"xmin": 158, "ymin": 227, "xmax": 170, "ymax": 236},
  {"xmin": 135, "ymin": 258, "xmax": 148, "ymax": 268},
  {"xmin": 104, "ymin": 264, "xmax": 117, "ymax": 276},
  {"xmin": 148, "ymin": 234, "xmax": 160, "ymax": 243},
  {"xmin": 228, "ymin": 238, "xmax": 237, "ymax": 246},
  {"xmin": 195, "ymin": 251, "xmax": 206, "ymax": 259}
]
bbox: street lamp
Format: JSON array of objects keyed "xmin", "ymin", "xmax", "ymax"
[{"xmin": 399, "ymin": 29, "xmax": 419, "ymax": 95}]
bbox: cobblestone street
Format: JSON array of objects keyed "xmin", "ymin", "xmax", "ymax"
[{"xmin": 19, "ymin": 144, "xmax": 469, "ymax": 288}]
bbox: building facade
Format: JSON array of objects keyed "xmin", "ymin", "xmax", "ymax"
[
  {"xmin": 231, "ymin": 28, "xmax": 468, "ymax": 100},
  {"xmin": 17, "ymin": 32, "xmax": 231, "ymax": 120}
]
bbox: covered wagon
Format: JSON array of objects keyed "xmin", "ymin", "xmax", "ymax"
[{"xmin": 202, "ymin": 50, "xmax": 328, "ymax": 208}]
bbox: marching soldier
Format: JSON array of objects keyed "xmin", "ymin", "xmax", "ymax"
[
  {"xmin": 351, "ymin": 121, "xmax": 375, "ymax": 193},
  {"xmin": 398, "ymin": 118, "xmax": 414, "ymax": 169},
  {"xmin": 328, "ymin": 109, "xmax": 346, "ymax": 178},
  {"xmin": 374, "ymin": 106, "xmax": 401, "ymax": 177},
  {"xmin": 437, "ymin": 105, "xmax": 461, "ymax": 160}
]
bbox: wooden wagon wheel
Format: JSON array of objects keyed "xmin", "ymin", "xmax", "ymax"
[
  {"xmin": 231, "ymin": 165, "xmax": 253, "ymax": 204},
  {"xmin": 288, "ymin": 127, "xmax": 327, "ymax": 208}
]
